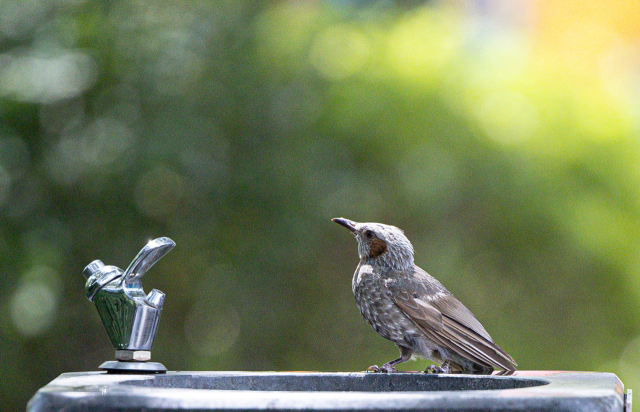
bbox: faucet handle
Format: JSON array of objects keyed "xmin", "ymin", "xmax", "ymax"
[
  {"xmin": 83, "ymin": 260, "xmax": 105, "ymax": 280},
  {"xmin": 84, "ymin": 260, "xmax": 124, "ymax": 301},
  {"xmin": 121, "ymin": 237, "xmax": 176, "ymax": 286}
]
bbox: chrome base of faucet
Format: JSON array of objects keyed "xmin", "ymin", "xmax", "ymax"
[{"xmin": 99, "ymin": 360, "xmax": 167, "ymax": 374}]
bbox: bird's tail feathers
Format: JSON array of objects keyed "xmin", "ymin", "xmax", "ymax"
[{"xmin": 420, "ymin": 316, "xmax": 517, "ymax": 373}]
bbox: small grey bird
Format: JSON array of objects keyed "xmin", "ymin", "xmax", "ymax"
[{"xmin": 332, "ymin": 217, "xmax": 517, "ymax": 375}]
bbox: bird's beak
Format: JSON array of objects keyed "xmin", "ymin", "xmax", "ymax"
[{"xmin": 332, "ymin": 217, "xmax": 357, "ymax": 232}]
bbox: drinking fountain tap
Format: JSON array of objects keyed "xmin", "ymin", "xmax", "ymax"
[{"xmin": 83, "ymin": 237, "xmax": 175, "ymax": 373}]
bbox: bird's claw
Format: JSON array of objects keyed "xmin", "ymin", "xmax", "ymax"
[
  {"xmin": 425, "ymin": 364, "xmax": 451, "ymax": 374},
  {"xmin": 366, "ymin": 364, "xmax": 398, "ymax": 373},
  {"xmin": 380, "ymin": 364, "xmax": 398, "ymax": 373}
]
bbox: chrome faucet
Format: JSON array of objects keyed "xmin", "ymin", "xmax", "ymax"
[{"xmin": 83, "ymin": 237, "xmax": 175, "ymax": 373}]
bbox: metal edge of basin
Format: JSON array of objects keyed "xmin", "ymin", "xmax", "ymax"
[{"xmin": 26, "ymin": 371, "xmax": 625, "ymax": 412}]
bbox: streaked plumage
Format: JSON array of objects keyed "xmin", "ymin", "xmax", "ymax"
[{"xmin": 333, "ymin": 217, "xmax": 517, "ymax": 375}]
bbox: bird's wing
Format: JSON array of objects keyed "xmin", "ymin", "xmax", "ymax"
[
  {"xmin": 387, "ymin": 266, "xmax": 517, "ymax": 371},
  {"xmin": 392, "ymin": 290, "xmax": 444, "ymax": 332},
  {"xmin": 432, "ymin": 292, "xmax": 492, "ymax": 342}
]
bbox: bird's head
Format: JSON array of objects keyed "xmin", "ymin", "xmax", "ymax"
[{"xmin": 332, "ymin": 218, "xmax": 414, "ymax": 270}]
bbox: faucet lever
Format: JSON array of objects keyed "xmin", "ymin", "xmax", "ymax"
[{"xmin": 122, "ymin": 237, "xmax": 176, "ymax": 285}]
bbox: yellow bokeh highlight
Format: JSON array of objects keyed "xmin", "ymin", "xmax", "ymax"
[
  {"xmin": 309, "ymin": 24, "xmax": 371, "ymax": 81},
  {"xmin": 386, "ymin": 5, "xmax": 462, "ymax": 85},
  {"xmin": 253, "ymin": 2, "xmax": 321, "ymax": 70},
  {"xmin": 475, "ymin": 91, "xmax": 540, "ymax": 146},
  {"xmin": 529, "ymin": 0, "xmax": 640, "ymax": 142}
]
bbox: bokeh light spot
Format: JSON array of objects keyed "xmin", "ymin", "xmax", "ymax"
[
  {"xmin": 46, "ymin": 117, "xmax": 138, "ymax": 185},
  {"xmin": 0, "ymin": 0, "xmax": 48, "ymax": 39},
  {"xmin": 0, "ymin": 50, "xmax": 96, "ymax": 104},
  {"xmin": 309, "ymin": 25, "xmax": 371, "ymax": 81},
  {"xmin": 81, "ymin": 118, "xmax": 138, "ymax": 167},
  {"xmin": 574, "ymin": 89, "xmax": 635, "ymax": 141},
  {"xmin": 152, "ymin": 31, "xmax": 206, "ymax": 96},
  {"xmin": 10, "ymin": 269, "xmax": 60, "ymax": 338},
  {"xmin": 386, "ymin": 6, "xmax": 461, "ymax": 83},
  {"xmin": 475, "ymin": 91, "xmax": 540, "ymax": 145},
  {"xmin": 253, "ymin": 2, "xmax": 320, "ymax": 69},
  {"xmin": 184, "ymin": 303, "xmax": 241, "ymax": 357}
]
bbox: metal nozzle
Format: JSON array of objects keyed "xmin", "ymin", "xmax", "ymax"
[{"xmin": 83, "ymin": 237, "xmax": 175, "ymax": 373}]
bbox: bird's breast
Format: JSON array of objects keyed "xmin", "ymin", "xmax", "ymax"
[{"xmin": 351, "ymin": 264, "xmax": 419, "ymax": 345}]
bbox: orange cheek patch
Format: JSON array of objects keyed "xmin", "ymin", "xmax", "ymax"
[{"xmin": 368, "ymin": 238, "xmax": 388, "ymax": 258}]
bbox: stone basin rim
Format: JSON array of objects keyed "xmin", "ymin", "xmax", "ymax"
[{"xmin": 116, "ymin": 371, "xmax": 549, "ymax": 392}]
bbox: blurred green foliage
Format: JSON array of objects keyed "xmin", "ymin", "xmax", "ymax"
[{"xmin": 2, "ymin": 0, "xmax": 640, "ymax": 410}]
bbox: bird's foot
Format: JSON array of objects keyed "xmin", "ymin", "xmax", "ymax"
[
  {"xmin": 380, "ymin": 363, "xmax": 398, "ymax": 373},
  {"xmin": 366, "ymin": 364, "xmax": 398, "ymax": 373},
  {"xmin": 424, "ymin": 364, "xmax": 452, "ymax": 374},
  {"xmin": 366, "ymin": 365, "xmax": 380, "ymax": 373}
]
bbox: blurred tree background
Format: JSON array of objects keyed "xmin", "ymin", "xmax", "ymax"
[{"xmin": 2, "ymin": 0, "xmax": 640, "ymax": 409}]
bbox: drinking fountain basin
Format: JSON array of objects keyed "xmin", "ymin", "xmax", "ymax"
[
  {"xmin": 27, "ymin": 370, "xmax": 629, "ymax": 412},
  {"xmin": 34, "ymin": 238, "xmax": 628, "ymax": 411}
]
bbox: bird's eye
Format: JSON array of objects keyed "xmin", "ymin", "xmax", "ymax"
[{"xmin": 364, "ymin": 230, "xmax": 374, "ymax": 239}]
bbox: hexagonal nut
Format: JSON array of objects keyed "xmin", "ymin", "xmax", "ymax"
[{"xmin": 115, "ymin": 350, "xmax": 151, "ymax": 362}]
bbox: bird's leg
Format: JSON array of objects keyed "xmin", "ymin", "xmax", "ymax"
[
  {"xmin": 425, "ymin": 360, "xmax": 452, "ymax": 374},
  {"xmin": 368, "ymin": 347, "xmax": 413, "ymax": 373}
]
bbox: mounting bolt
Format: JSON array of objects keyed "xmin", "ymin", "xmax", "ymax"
[{"xmin": 115, "ymin": 350, "xmax": 151, "ymax": 362}]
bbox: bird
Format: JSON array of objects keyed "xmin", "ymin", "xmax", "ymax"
[{"xmin": 332, "ymin": 217, "xmax": 517, "ymax": 375}]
